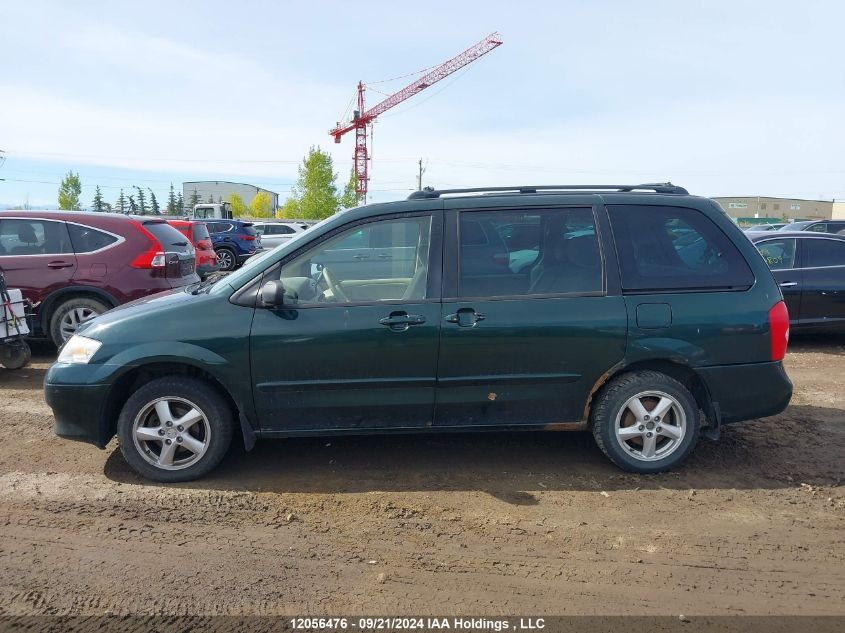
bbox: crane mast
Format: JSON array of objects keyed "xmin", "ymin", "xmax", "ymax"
[{"xmin": 330, "ymin": 32, "xmax": 503, "ymax": 202}]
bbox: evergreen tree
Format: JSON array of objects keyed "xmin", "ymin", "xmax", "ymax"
[
  {"xmin": 128, "ymin": 195, "xmax": 138, "ymax": 214},
  {"xmin": 135, "ymin": 187, "xmax": 148, "ymax": 215},
  {"xmin": 189, "ymin": 189, "xmax": 200, "ymax": 209},
  {"xmin": 92, "ymin": 185, "xmax": 105, "ymax": 212},
  {"xmin": 207, "ymin": 194, "xmax": 214, "ymax": 203},
  {"xmin": 177, "ymin": 191, "xmax": 184, "ymax": 215},
  {"xmin": 116, "ymin": 188, "xmax": 127, "ymax": 214},
  {"xmin": 149, "ymin": 189, "xmax": 161, "ymax": 214},
  {"xmin": 58, "ymin": 171, "xmax": 82, "ymax": 210},
  {"xmin": 166, "ymin": 184, "xmax": 178, "ymax": 215},
  {"xmin": 289, "ymin": 146, "xmax": 339, "ymax": 220}
]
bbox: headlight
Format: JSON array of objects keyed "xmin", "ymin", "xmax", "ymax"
[{"xmin": 57, "ymin": 335, "xmax": 103, "ymax": 365}]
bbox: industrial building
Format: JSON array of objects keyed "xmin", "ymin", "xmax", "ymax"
[
  {"xmin": 712, "ymin": 196, "xmax": 833, "ymax": 222},
  {"xmin": 182, "ymin": 181, "xmax": 279, "ymax": 210}
]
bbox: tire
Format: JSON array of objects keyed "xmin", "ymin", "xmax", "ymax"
[
  {"xmin": 116, "ymin": 376, "xmax": 234, "ymax": 483},
  {"xmin": 215, "ymin": 248, "xmax": 237, "ymax": 271},
  {"xmin": 591, "ymin": 370, "xmax": 700, "ymax": 474},
  {"xmin": 0, "ymin": 341, "xmax": 31, "ymax": 370},
  {"xmin": 49, "ymin": 297, "xmax": 111, "ymax": 347}
]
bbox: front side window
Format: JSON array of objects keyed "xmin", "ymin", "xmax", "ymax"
[
  {"xmin": 273, "ymin": 216, "xmax": 432, "ymax": 304},
  {"xmin": 68, "ymin": 223, "xmax": 119, "ymax": 253},
  {"xmin": 457, "ymin": 207, "xmax": 601, "ymax": 298},
  {"xmin": 608, "ymin": 205, "xmax": 754, "ymax": 291},
  {"xmin": 805, "ymin": 239, "xmax": 845, "ymax": 268},
  {"xmin": 756, "ymin": 239, "xmax": 796, "ymax": 270},
  {"xmin": 0, "ymin": 219, "xmax": 72, "ymax": 256}
]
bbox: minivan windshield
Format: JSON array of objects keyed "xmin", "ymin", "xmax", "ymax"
[{"xmin": 210, "ymin": 212, "xmax": 339, "ymax": 293}]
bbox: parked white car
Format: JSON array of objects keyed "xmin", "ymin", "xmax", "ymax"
[{"xmin": 250, "ymin": 221, "xmax": 310, "ymax": 249}]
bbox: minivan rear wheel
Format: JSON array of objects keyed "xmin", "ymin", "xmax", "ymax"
[
  {"xmin": 116, "ymin": 376, "xmax": 234, "ymax": 482},
  {"xmin": 49, "ymin": 297, "xmax": 110, "ymax": 347},
  {"xmin": 591, "ymin": 371, "xmax": 700, "ymax": 474}
]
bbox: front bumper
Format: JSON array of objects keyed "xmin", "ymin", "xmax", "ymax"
[
  {"xmin": 695, "ymin": 360, "xmax": 792, "ymax": 424},
  {"xmin": 45, "ymin": 365, "xmax": 113, "ymax": 448}
]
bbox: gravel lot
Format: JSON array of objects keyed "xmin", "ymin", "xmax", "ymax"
[{"xmin": 0, "ymin": 337, "xmax": 842, "ymax": 616}]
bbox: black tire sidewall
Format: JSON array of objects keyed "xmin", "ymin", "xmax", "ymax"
[
  {"xmin": 49, "ymin": 297, "xmax": 110, "ymax": 347},
  {"xmin": 592, "ymin": 371, "xmax": 700, "ymax": 474},
  {"xmin": 116, "ymin": 376, "xmax": 234, "ymax": 483}
]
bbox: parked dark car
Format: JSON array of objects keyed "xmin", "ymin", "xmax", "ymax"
[
  {"xmin": 45, "ymin": 184, "xmax": 792, "ymax": 482},
  {"xmin": 167, "ymin": 220, "xmax": 219, "ymax": 279},
  {"xmin": 779, "ymin": 220, "xmax": 845, "ymax": 235},
  {"xmin": 750, "ymin": 231, "xmax": 845, "ymax": 331},
  {"xmin": 0, "ymin": 211, "xmax": 199, "ymax": 346},
  {"xmin": 205, "ymin": 219, "xmax": 261, "ymax": 271}
]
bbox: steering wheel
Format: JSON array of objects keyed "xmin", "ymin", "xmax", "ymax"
[{"xmin": 318, "ymin": 265, "xmax": 350, "ymax": 303}]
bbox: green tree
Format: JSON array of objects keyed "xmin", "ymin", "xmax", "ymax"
[
  {"xmin": 91, "ymin": 185, "xmax": 105, "ymax": 212},
  {"xmin": 188, "ymin": 189, "xmax": 200, "ymax": 209},
  {"xmin": 115, "ymin": 188, "xmax": 127, "ymax": 214},
  {"xmin": 250, "ymin": 191, "xmax": 273, "ymax": 218},
  {"xmin": 279, "ymin": 197, "xmax": 300, "ymax": 218},
  {"xmin": 177, "ymin": 191, "xmax": 184, "ymax": 215},
  {"xmin": 128, "ymin": 195, "xmax": 138, "ymax": 214},
  {"xmin": 58, "ymin": 171, "xmax": 82, "ymax": 210},
  {"xmin": 227, "ymin": 192, "xmax": 249, "ymax": 216},
  {"xmin": 135, "ymin": 187, "xmax": 147, "ymax": 215},
  {"xmin": 339, "ymin": 168, "xmax": 360, "ymax": 209},
  {"xmin": 290, "ymin": 146, "xmax": 339, "ymax": 220},
  {"xmin": 148, "ymin": 189, "xmax": 161, "ymax": 214},
  {"xmin": 207, "ymin": 194, "xmax": 214, "ymax": 203},
  {"xmin": 166, "ymin": 184, "xmax": 178, "ymax": 215}
]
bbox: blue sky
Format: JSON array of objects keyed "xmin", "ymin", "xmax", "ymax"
[{"xmin": 1, "ymin": 0, "xmax": 843, "ymax": 208}]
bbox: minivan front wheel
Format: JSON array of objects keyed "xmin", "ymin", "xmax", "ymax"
[
  {"xmin": 592, "ymin": 371, "xmax": 700, "ymax": 473},
  {"xmin": 117, "ymin": 376, "xmax": 233, "ymax": 482}
]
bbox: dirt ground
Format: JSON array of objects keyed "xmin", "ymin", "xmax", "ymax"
[{"xmin": 0, "ymin": 337, "xmax": 842, "ymax": 617}]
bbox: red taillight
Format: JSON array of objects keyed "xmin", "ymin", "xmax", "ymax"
[
  {"xmin": 197, "ymin": 239, "xmax": 213, "ymax": 250},
  {"xmin": 130, "ymin": 249, "xmax": 166, "ymax": 268},
  {"xmin": 239, "ymin": 235, "xmax": 256, "ymax": 241},
  {"xmin": 768, "ymin": 300, "xmax": 789, "ymax": 361},
  {"xmin": 130, "ymin": 222, "xmax": 167, "ymax": 269}
]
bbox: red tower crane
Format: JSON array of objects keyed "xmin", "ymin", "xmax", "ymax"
[{"xmin": 329, "ymin": 32, "xmax": 503, "ymax": 202}]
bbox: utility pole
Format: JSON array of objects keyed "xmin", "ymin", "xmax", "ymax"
[{"xmin": 417, "ymin": 158, "xmax": 427, "ymax": 191}]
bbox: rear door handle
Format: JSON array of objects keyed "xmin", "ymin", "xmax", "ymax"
[
  {"xmin": 379, "ymin": 312, "xmax": 426, "ymax": 331},
  {"xmin": 779, "ymin": 281, "xmax": 798, "ymax": 288},
  {"xmin": 445, "ymin": 308, "xmax": 486, "ymax": 327},
  {"xmin": 47, "ymin": 261, "xmax": 74, "ymax": 269}
]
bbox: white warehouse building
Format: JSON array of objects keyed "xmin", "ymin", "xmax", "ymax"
[{"xmin": 182, "ymin": 181, "xmax": 279, "ymax": 210}]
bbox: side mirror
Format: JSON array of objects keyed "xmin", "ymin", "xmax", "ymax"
[{"xmin": 260, "ymin": 280, "xmax": 288, "ymax": 308}]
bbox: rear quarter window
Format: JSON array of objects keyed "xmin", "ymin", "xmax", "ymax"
[
  {"xmin": 68, "ymin": 223, "xmax": 119, "ymax": 253},
  {"xmin": 608, "ymin": 205, "xmax": 754, "ymax": 291}
]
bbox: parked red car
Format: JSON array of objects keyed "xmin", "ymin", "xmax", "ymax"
[
  {"xmin": 0, "ymin": 211, "xmax": 199, "ymax": 346},
  {"xmin": 166, "ymin": 219, "xmax": 219, "ymax": 279}
]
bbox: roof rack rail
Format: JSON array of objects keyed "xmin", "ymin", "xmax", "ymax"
[{"xmin": 407, "ymin": 182, "xmax": 688, "ymax": 200}]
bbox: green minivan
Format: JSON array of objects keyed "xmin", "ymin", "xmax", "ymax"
[{"xmin": 45, "ymin": 184, "xmax": 792, "ymax": 482}]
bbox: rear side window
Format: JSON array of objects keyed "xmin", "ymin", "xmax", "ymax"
[
  {"xmin": 608, "ymin": 205, "xmax": 753, "ymax": 291},
  {"xmin": 756, "ymin": 238, "xmax": 796, "ymax": 270},
  {"xmin": 68, "ymin": 223, "xmax": 119, "ymax": 253},
  {"xmin": 805, "ymin": 239, "xmax": 845, "ymax": 267},
  {"xmin": 192, "ymin": 223, "xmax": 211, "ymax": 241},
  {"xmin": 0, "ymin": 219, "xmax": 72, "ymax": 256},
  {"xmin": 142, "ymin": 222, "xmax": 193, "ymax": 254}
]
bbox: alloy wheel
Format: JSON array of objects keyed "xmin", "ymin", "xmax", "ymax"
[
  {"xmin": 60, "ymin": 307, "xmax": 101, "ymax": 341},
  {"xmin": 132, "ymin": 397, "xmax": 211, "ymax": 471},
  {"xmin": 613, "ymin": 390, "xmax": 687, "ymax": 462}
]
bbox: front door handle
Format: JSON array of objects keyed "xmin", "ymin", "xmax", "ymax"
[
  {"xmin": 779, "ymin": 281, "xmax": 798, "ymax": 288},
  {"xmin": 445, "ymin": 308, "xmax": 486, "ymax": 327},
  {"xmin": 379, "ymin": 311, "xmax": 426, "ymax": 331},
  {"xmin": 47, "ymin": 261, "xmax": 74, "ymax": 269}
]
